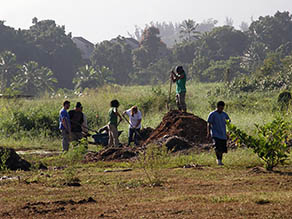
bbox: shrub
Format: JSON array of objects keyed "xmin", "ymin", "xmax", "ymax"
[
  {"xmin": 278, "ymin": 90, "xmax": 292, "ymax": 111},
  {"xmin": 228, "ymin": 118, "xmax": 290, "ymax": 171}
]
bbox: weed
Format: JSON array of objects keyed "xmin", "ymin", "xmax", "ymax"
[
  {"xmin": 137, "ymin": 144, "xmax": 169, "ymax": 186},
  {"xmin": 0, "ymin": 148, "xmax": 10, "ymax": 171},
  {"xmin": 211, "ymin": 195, "xmax": 237, "ymax": 203},
  {"xmin": 63, "ymin": 167, "xmax": 80, "ymax": 185},
  {"xmin": 64, "ymin": 138, "xmax": 88, "ymax": 165}
]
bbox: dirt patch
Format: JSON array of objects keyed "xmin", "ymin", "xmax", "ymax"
[
  {"xmin": 19, "ymin": 197, "xmax": 96, "ymax": 215},
  {"xmin": 84, "ymin": 147, "xmax": 139, "ymax": 162},
  {"xmin": 247, "ymin": 166, "xmax": 267, "ymax": 174},
  {"xmin": 143, "ymin": 110, "xmax": 210, "ymax": 146},
  {"xmin": 0, "ymin": 147, "xmax": 31, "ymax": 171}
]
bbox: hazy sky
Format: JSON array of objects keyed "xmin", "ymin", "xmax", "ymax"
[{"xmin": 0, "ymin": 0, "xmax": 291, "ymax": 43}]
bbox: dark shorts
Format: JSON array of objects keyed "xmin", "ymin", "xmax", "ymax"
[{"xmin": 213, "ymin": 137, "xmax": 227, "ymax": 153}]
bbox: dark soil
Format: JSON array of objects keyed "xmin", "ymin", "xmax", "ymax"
[
  {"xmin": 164, "ymin": 136, "xmax": 192, "ymax": 152},
  {"xmin": 84, "ymin": 147, "xmax": 139, "ymax": 162},
  {"xmin": 139, "ymin": 127, "xmax": 154, "ymax": 141},
  {"xmin": 0, "ymin": 147, "xmax": 31, "ymax": 171},
  {"xmin": 143, "ymin": 110, "xmax": 210, "ymax": 146},
  {"xmin": 83, "ymin": 111, "xmax": 219, "ymax": 162},
  {"xmin": 19, "ymin": 197, "xmax": 96, "ymax": 215}
]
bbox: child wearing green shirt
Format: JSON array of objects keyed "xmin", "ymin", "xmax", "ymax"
[{"xmin": 171, "ymin": 66, "xmax": 187, "ymax": 112}]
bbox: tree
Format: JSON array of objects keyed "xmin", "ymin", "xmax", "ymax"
[
  {"xmin": 91, "ymin": 36, "xmax": 133, "ymax": 85},
  {"xmin": 197, "ymin": 19, "xmax": 218, "ymax": 33},
  {"xmin": 22, "ymin": 19, "xmax": 82, "ymax": 88},
  {"xmin": 243, "ymin": 41, "xmax": 270, "ymax": 72},
  {"xmin": 0, "ymin": 51, "xmax": 19, "ymax": 92},
  {"xmin": 239, "ymin": 21, "xmax": 249, "ymax": 32},
  {"xmin": 224, "ymin": 17, "xmax": 234, "ymax": 27},
  {"xmin": 73, "ymin": 65, "xmax": 113, "ymax": 90},
  {"xmin": 195, "ymin": 26, "xmax": 249, "ymax": 61},
  {"xmin": 12, "ymin": 61, "xmax": 57, "ymax": 95},
  {"xmin": 133, "ymin": 26, "xmax": 169, "ymax": 70},
  {"xmin": 201, "ymin": 56, "xmax": 247, "ymax": 82},
  {"xmin": 173, "ymin": 40, "xmax": 198, "ymax": 64},
  {"xmin": 179, "ymin": 19, "xmax": 201, "ymax": 42},
  {"xmin": 249, "ymin": 11, "xmax": 292, "ymax": 51}
]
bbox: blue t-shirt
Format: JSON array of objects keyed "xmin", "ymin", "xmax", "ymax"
[
  {"xmin": 59, "ymin": 108, "xmax": 70, "ymax": 130},
  {"xmin": 207, "ymin": 111, "xmax": 230, "ymax": 140}
]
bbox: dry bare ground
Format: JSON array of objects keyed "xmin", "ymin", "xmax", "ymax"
[{"xmin": 1, "ymin": 165, "xmax": 292, "ymax": 218}]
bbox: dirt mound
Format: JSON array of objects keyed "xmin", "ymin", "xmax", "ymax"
[
  {"xmin": 0, "ymin": 147, "xmax": 31, "ymax": 171},
  {"xmin": 84, "ymin": 147, "xmax": 138, "ymax": 162},
  {"xmin": 144, "ymin": 110, "xmax": 209, "ymax": 146},
  {"xmin": 164, "ymin": 136, "xmax": 192, "ymax": 152},
  {"xmin": 139, "ymin": 127, "xmax": 154, "ymax": 141}
]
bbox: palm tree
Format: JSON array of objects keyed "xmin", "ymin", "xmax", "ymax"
[
  {"xmin": 73, "ymin": 65, "xmax": 113, "ymax": 90},
  {"xmin": 179, "ymin": 19, "xmax": 201, "ymax": 42},
  {"xmin": 12, "ymin": 61, "xmax": 57, "ymax": 95},
  {"xmin": 0, "ymin": 51, "xmax": 19, "ymax": 91}
]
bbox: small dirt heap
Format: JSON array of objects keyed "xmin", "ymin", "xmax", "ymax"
[
  {"xmin": 84, "ymin": 147, "xmax": 138, "ymax": 162},
  {"xmin": 0, "ymin": 147, "xmax": 31, "ymax": 171},
  {"xmin": 144, "ymin": 110, "xmax": 209, "ymax": 146}
]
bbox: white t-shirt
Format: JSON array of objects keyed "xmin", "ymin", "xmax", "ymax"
[{"xmin": 126, "ymin": 109, "xmax": 142, "ymax": 129}]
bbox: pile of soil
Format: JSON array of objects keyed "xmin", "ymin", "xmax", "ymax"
[
  {"xmin": 143, "ymin": 110, "xmax": 209, "ymax": 146},
  {"xmin": 139, "ymin": 127, "xmax": 154, "ymax": 141},
  {"xmin": 84, "ymin": 147, "xmax": 139, "ymax": 162},
  {"xmin": 0, "ymin": 147, "xmax": 31, "ymax": 171},
  {"xmin": 164, "ymin": 136, "xmax": 192, "ymax": 152}
]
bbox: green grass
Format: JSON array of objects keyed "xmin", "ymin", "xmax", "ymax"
[{"xmin": 0, "ymin": 81, "xmax": 289, "ymax": 150}]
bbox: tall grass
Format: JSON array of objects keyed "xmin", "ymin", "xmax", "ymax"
[{"xmin": 0, "ymin": 81, "xmax": 288, "ymax": 150}]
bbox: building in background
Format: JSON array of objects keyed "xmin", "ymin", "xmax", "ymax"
[{"xmin": 72, "ymin": 37, "xmax": 94, "ymax": 60}]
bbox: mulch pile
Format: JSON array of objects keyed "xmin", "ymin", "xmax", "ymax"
[
  {"xmin": 0, "ymin": 147, "xmax": 31, "ymax": 171},
  {"xmin": 143, "ymin": 110, "xmax": 209, "ymax": 146}
]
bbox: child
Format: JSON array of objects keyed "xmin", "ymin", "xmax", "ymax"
[
  {"xmin": 207, "ymin": 101, "xmax": 230, "ymax": 165},
  {"xmin": 108, "ymin": 99, "xmax": 123, "ymax": 147}
]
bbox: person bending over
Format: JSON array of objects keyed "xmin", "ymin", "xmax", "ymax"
[{"xmin": 123, "ymin": 106, "xmax": 142, "ymax": 146}]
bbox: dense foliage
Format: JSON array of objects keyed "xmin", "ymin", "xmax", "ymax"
[{"xmin": 1, "ymin": 11, "xmax": 292, "ymax": 94}]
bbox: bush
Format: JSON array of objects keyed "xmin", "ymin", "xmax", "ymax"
[
  {"xmin": 228, "ymin": 118, "xmax": 290, "ymax": 171},
  {"xmin": 278, "ymin": 91, "xmax": 292, "ymax": 111},
  {"xmin": 227, "ymin": 69, "xmax": 292, "ymax": 93}
]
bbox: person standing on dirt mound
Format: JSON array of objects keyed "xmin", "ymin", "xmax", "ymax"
[
  {"xmin": 207, "ymin": 101, "xmax": 231, "ymax": 166},
  {"xmin": 123, "ymin": 106, "xmax": 142, "ymax": 146},
  {"xmin": 108, "ymin": 100, "xmax": 123, "ymax": 147},
  {"xmin": 69, "ymin": 102, "xmax": 84, "ymax": 142},
  {"xmin": 171, "ymin": 66, "xmax": 187, "ymax": 112},
  {"xmin": 59, "ymin": 100, "xmax": 71, "ymax": 152}
]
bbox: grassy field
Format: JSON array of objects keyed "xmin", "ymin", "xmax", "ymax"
[
  {"xmin": 1, "ymin": 82, "xmax": 292, "ymax": 218},
  {"xmin": 0, "ymin": 82, "xmax": 283, "ymax": 150}
]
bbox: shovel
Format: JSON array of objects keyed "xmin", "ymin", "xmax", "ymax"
[{"xmin": 167, "ymin": 69, "xmax": 175, "ymax": 111}]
